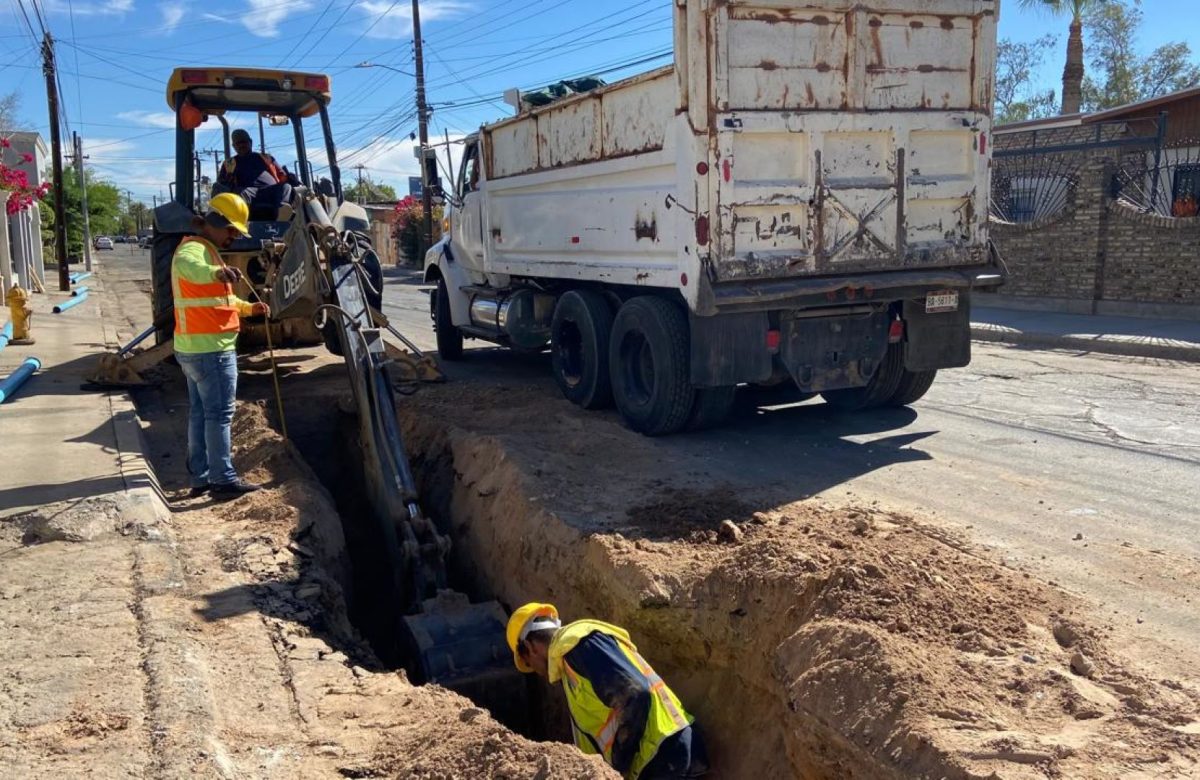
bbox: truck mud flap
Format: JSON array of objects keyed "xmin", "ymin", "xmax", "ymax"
[
  {"xmin": 902, "ymin": 294, "xmax": 971, "ymax": 372},
  {"xmin": 689, "ymin": 311, "xmax": 772, "ymax": 388},
  {"xmin": 781, "ymin": 310, "xmax": 889, "ymax": 393}
]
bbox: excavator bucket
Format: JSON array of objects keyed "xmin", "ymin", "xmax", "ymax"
[
  {"xmin": 87, "ymin": 340, "xmax": 175, "ymax": 388},
  {"xmin": 384, "ymin": 343, "xmax": 445, "ymax": 383},
  {"xmin": 403, "ymin": 592, "xmax": 529, "ymax": 730}
]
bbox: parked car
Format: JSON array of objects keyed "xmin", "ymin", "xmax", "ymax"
[
  {"xmin": 113, "ymin": 236, "xmax": 126, "ymax": 243},
  {"xmin": 94, "ymin": 236, "xmax": 113, "ymax": 250},
  {"xmin": 137, "ymin": 235, "xmax": 152, "ymax": 248}
]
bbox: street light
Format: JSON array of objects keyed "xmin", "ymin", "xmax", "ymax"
[{"xmin": 355, "ymin": 61, "xmax": 414, "ymax": 76}]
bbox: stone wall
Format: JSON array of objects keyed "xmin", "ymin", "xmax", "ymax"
[{"xmin": 990, "ymin": 157, "xmax": 1200, "ymax": 319}]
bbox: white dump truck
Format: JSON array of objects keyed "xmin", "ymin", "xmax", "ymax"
[{"xmin": 425, "ymin": 0, "xmax": 1002, "ymax": 435}]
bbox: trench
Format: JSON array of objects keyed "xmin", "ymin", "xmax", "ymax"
[{"xmin": 287, "ymin": 401, "xmax": 564, "ymax": 744}]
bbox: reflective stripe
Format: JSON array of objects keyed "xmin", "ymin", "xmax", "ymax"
[
  {"xmin": 597, "ymin": 710, "xmax": 620, "ymax": 752},
  {"xmin": 176, "ymin": 295, "xmax": 237, "ymax": 308}
]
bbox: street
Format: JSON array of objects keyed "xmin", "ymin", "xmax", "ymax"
[{"xmin": 380, "ymin": 265, "xmax": 1200, "ymax": 679}]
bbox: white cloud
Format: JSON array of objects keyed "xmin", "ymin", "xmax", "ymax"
[
  {"xmin": 313, "ymin": 132, "xmax": 467, "ymax": 195},
  {"xmin": 43, "ymin": 0, "xmax": 132, "ymax": 16},
  {"xmin": 160, "ymin": 1, "xmax": 185, "ymax": 33},
  {"xmin": 116, "ymin": 110, "xmax": 178, "ymax": 129},
  {"xmin": 358, "ymin": 0, "xmax": 468, "ymax": 40},
  {"xmin": 241, "ymin": 0, "xmax": 311, "ymax": 38}
]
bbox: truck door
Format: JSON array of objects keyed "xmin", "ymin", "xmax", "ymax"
[{"xmin": 452, "ymin": 140, "xmax": 486, "ymax": 271}]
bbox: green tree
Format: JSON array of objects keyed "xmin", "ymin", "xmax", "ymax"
[
  {"xmin": 42, "ymin": 167, "xmax": 123, "ymax": 258},
  {"xmin": 995, "ymin": 36, "xmax": 1060, "ymax": 124},
  {"xmin": 345, "ymin": 179, "xmax": 398, "ymax": 204},
  {"xmin": 1080, "ymin": 1, "xmax": 1200, "ymax": 111},
  {"xmin": 1018, "ymin": 0, "xmax": 1125, "ymax": 114}
]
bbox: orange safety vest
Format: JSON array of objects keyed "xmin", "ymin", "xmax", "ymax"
[
  {"xmin": 172, "ymin": 236, "xmax": 244, "ymax": 353},
  {"xmin": 223, "ymin": 153, "xmax": 284, "ymax": 184}
]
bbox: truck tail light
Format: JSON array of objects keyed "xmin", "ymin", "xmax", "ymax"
[
  {"xmin": 979, "ymin": 132, "xmax": 987, "ymax": 155},
  {"xmin": 766, "ymin": 329, "xmax": 781, "ymax": 352},
  {"xmin": 181, "ymin": 69, "xmax": 208, "ymax": 84},
  {"xmin": 694, "ymin": 215, "xmax": 709, "ymax": 246},
  {"xmin": 888, "ymin": 319, "xmax": 905, "ymax": 343},
  {"xmin": 304, "ymin": 75, "xmax": 330, "ymax": 91}
]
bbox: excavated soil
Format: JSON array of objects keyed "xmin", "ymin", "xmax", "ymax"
[{"xmin": 393, "ymin": 379, "xmax": 1200, "ymax": 779}]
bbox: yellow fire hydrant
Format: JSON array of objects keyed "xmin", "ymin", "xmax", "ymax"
[{"xmin": 6, "ymin": 284, "xmax": 35, "ymax": 344}]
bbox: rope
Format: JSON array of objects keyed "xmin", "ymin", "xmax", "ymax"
[{"xmin": 244, "ymin": 284, "xmax": 289, "ymax": 440}]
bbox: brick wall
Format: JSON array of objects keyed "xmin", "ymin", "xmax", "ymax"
[{"xmin": 990, "ymin": 157, "xmax": 1200, "ymax": 316}]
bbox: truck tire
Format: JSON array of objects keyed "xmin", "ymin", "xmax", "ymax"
[
  {"xmin": 821, "ymin": 344, "xmax": 904, "ymax": 412},
  {"xmin": 551, "ymin": 290, "xmax": 614, "ymax": 409},
  {"xmin": 687, "ymin": 386, "xmax": 736, "ymax": 431},
  {"xmin": 434, "ymin": 277, "xmax": 464, "ymax": 360},
  {"xmin": 609, "ymin": 296, "xmax": 695, "ymax": 436},
  {"xmin": 887, "ymin": 369, "xmax": 938, "ymax": 406}
]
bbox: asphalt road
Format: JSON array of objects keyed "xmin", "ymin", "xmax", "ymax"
[{"xmin": 379, "ymin": 265, "xmax": 1200, "ymax": 677}]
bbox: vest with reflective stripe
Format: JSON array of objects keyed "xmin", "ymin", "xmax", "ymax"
[
  {"xmin": 549, "ymin": 620, "xmax": 693, "ymax": 780},
  {"xmin": 172, "ymin": 236, "xmax": 243, "ymax": 354}
]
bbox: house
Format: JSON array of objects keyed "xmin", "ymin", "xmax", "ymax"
[
  {"xmin": 1, "ymin": 131, "xmax": 49, "ymax": 297},
  {"xmin": 363, "ymin": 202, "xmax": 400, "ymax": 267},
  {"xmin": 987, "ymin": 88, "xmax": 1200, "ymax": 320}
]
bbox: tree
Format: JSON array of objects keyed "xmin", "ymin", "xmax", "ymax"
[
  {"xmin": 0, "ymin": 91, "xmax": 24, "ymax": 132},
  {"xmin": 1079, "ymin": 1, "xmax": 1200, "ymax": 111},
  {"xmin": 995, "ymin": 36, "xmax": 1060, "ymax": 124},
  {"xmin": 1018, "ymin": 0, "xmax": 1125, "ymax": 115},
  {"xmin": 41, "ymin": 167, "xmax": 122, "ymax": 257},
  {"xmin": 345, "ymin": 179, "xmax": 398, "ymax": 204}
]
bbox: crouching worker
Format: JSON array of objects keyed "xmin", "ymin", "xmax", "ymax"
[
  {"xmin": 508, "ymin": 603, "xmax": 708, "ymax": 779},
  {"xmin": 173, "ymin": 192, "xmax": 269, "ymax": 498}
]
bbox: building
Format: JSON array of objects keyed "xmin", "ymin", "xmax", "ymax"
[
  {"xmin": 1, "ymin": 131, "xmax": 49, "ymax": 297},
  {"xmin": 363, "ymin": 202, "xmax": 401, "ymax": 267},
  {"xmin": 988, "ymin": 87, "xmax": 1200, "ymax": 320}
]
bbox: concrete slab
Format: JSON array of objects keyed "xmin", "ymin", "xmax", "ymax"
[{"xmin": 971, "ymin": 306, "xmax": 1200, "ymax": 362}]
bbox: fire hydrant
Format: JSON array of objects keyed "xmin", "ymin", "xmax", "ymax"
[{"xmin": 6, "ymin": 284, "xmax": 35, "ymax": 344}]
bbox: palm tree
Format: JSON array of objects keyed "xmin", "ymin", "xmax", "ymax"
[{"xmin": 1018, "ymin": 0, "xmax": 1114, "ymax": 115}]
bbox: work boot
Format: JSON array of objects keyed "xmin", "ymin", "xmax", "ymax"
[
  {"xmin": 210, "ymin": 478, "xmax": 262, "ymax": 498},
  {"xmin": 189, "ymin": 484, "xmax": 210, "ymax": 498}
]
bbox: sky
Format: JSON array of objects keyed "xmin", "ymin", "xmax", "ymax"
[{"xmin": 1, "ymin": 0, "xmax": 1197, "ymax": 202}]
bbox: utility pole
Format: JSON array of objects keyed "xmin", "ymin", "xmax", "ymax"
[
  {"xmin": 42, "ymin": 34, "xmax": 70, "ymax": 292},
  {"xmin": 354, "ymin": 164, "xmax": 366, "ymax": 203},
  {"xmin": 125, "ymin": 190, "xmax": 140, "ymax": 233},
  {"xmin": 412, "ymin": 0, "xmax": 433, "ymax": 259},
  {"xmin": 72, "ymin": 132, "xmax": 93, "ymax": 271}
]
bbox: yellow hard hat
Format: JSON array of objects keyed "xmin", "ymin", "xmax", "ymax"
[
  {"xmin": 506, "ymin": 602, "xmax": 560, "ymax": 673},
  {"xmin": 208, "ymin": 192, "xmax": 251, "ymax": 237}
]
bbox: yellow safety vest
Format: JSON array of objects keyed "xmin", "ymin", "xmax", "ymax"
[
  {"xmin": 548, "ymin": 620, "xmax": 693, "ymax": 780},
  {"xmin": 171, "ymin": 236, "xmax": 251, "ymax": 353}
]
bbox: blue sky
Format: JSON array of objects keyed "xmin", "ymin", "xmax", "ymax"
[{"xmin": 1, "ymin": 0, "xmax": 1196, "ymax": 201}]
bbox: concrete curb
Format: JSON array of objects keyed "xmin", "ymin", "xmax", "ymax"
[{"xmin": 971, "ymin": 324, "xmax": 1200, "ymax": 363}]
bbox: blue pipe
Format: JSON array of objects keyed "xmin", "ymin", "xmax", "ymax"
[
  {"xmin": 0, "ymin": 357, "xmax": 41, "ymax": 404},
  {"xmin": 71, "ymin": 285, "xmax": 90, "ymax": 297},
  {"xmin": 0, "ymin": 322, "xmax": 11, "ymax": 352},
  {"xmin": 53, "ymin": 292, "xmax": 89, "ymax": 314},
  {"xmin": 70, "ymin": 271, "xmax": 92, "ymax": 283}
]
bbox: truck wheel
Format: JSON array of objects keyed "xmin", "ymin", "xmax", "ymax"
[
  {"xmin": 687, "ymin": 386, "xmax": 736, "ymax": 431},
  {"xmin": 609, "ymin": 297, "xmax": 694, "ymax": 436},
  {"xmin": 434, "ymin": 277, "xmax": 464, "ymax": 360},
  {"xmin": 821, "ymin": 344, "xmax": 904, "ymax": 412},
  {"xmin": 551, "ymin": 290, "xmax": 614, "ymax": 409},
  {"xmin": 888, "ymin": 369, "xmax": 937, "ymax": 406}
]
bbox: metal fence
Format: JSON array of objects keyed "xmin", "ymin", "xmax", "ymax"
[{"xmin": 1113, "ymin": 138, "xmax": 1200, "ymax": 217}]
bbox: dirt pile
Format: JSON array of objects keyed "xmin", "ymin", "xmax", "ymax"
[{"xmin": 397, "ymin": 380, "xmax": 1200, "ymax": 779}]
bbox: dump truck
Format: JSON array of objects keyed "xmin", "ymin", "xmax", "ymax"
[{"xmin": 426, "ymin": 0, "xmax": 1004, "ymax": 435}]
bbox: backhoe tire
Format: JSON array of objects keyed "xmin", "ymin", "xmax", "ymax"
[
  {"xmin": 434, "ymin": 277, "xmax": 464, "ymax": 361},
  {"xmin": 887, "ymin": 369, "xmax": 938, "ymax": 406},
  {"xmin": 821, "ymin": 344, "xmax": 904, "ymax": 412},
  {"xmin": 609, "ymin": 296, "xmax": 694, "ymax": 436},
  {"xmin": 551, "ymin": 289, "xmax": 614, "ymax": 409},
  {"xmin": 686, "ymin": 386, "xmax": 736, "ymax": 431}
]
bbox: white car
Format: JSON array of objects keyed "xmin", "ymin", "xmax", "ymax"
[{"xmin": 94, "ymin": 236, "xmax": 113, "ymax": 250}]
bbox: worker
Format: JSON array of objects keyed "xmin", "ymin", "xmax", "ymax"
[
  {"xmin": 507, "ymin": 603, "xmax": 707, "ymax": 779},
  {"xmin": 216, "ymin": 128, "xmax": 291, "ymax": 212},
  {"xmin": 173, "ymin": 192, "xmax": 269, "ymax": 498}
]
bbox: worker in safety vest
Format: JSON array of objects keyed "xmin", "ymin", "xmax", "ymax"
[
  {"xmin": 173, "ymin": 192, "xmax": 269, "ymax": 498},
  {"xmin": 217, "ymin": 128, "xmax": 289, "ymax": 209},
  {"xmin": 508, "ymin": 603, "xmax": 708, "ymax": 779}
]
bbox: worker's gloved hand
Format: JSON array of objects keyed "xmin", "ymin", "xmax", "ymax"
[
  {"xmin": 251, "ymin": 302, "xmax": 270, "ymax": 317},
  {"xmin": 215, "ymin": 266, "xmax": 243, "ymax": 284}
]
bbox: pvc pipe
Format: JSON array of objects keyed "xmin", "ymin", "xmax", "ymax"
[
  {"xmin": 0, "ymin": 322, "xmax": 11, "ymax": 352},
  {"xmin": 53, "ymin": 292, "xmax": 88, "ymax": 314},
  {"xmin": 71, "ymin": 285, "xmax": 90, "ymax": 297},
  {"xmin": 70, "ymin": 271, "xmax": 92, "ymax": 283},
  {"xmin": 0, "ymin": 357, "xmax": 41, "ymax": 404}
]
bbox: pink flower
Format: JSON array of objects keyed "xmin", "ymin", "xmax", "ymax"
[
  {"xmin": 21, "ymin": 153, "xmax": 33, "ymax": 163},
  {"xmin": 0, "ymin": 138, "xmax": 10, "ymax": 148}
]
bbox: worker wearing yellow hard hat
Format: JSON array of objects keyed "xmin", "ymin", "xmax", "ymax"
[
  {"xmin": 508, "ymin": 603, "xmax": 708, "ymax": 779},
  {"xmin": 172, "ymin": 192, "xmax": 268, "ymax": 499}
]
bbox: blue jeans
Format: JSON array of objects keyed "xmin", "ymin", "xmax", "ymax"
[{"xmin": 177, "ymin": 350, "xmax": 239, "ymax": 487}]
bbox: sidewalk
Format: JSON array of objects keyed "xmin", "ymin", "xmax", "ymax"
[{"xmin": 971, "ymin": 306, "xmax": 1200, "ymax": 362}]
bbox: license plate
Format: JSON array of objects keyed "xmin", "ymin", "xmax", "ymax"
[{"xmin": 925, "ymin": 290, "xmax": 959, "ymax": 313}]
